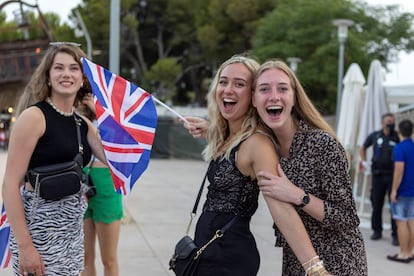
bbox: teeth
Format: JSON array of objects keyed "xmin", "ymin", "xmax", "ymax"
[
  {"xmin": 224, "ymin": 98, "xmax": 236, "ymax": 103},
  {"xmin": 267, "ymin": 106, "xmax": 282, "ymax": 111}
]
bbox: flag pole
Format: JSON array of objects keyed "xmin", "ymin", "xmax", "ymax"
[{"xmin": 151, "ymin": 96, "xmax": 190, "ymax": 124}]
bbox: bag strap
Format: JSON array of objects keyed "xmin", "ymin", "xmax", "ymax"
[
  {"xmin": 192, "ymin": 171, "xmax": 208, "ymax": 214},
  {"xmin": 185, "ymin": 164, "xmax": 243, "ymax": 236},
  {"xmin": 185, "ymin": 170, "xmax": 208, "ymax": 234},
  {"xmin": 74, "ymin": 114, "xmax": 83, "ymax": 155},
  {"xmin": 73, "ymin": 114, "xmax": 86, "ymax": 168}
]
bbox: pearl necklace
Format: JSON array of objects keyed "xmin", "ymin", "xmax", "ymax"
[{"xmin": 46, "ymin": 97, "xmax": 74, "ymax": 117}]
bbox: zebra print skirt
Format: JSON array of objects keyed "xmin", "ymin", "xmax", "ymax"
[{"xmin": 10, "ymin": 186, "xmax": 88, "ymax": 275}]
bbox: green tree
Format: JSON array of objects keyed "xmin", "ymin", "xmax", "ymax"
[
  {"xmin": 252, "ymin": 0, "xmax": 414, "ymax": 114},
  {"xmin": 145, "ymin": 57, "xmax": 181, "ymax": 101},
  {"xmin": 194, "ymin": 0, "xmax": 276, "ymax": 66}
]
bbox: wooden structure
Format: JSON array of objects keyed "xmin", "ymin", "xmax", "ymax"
[{"xmin": 0, "ymin": 0, "xmax": 54, "ymax": 111}]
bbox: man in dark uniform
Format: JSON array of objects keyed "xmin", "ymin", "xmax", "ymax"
[{"xmin": 359, "ymin": 113, "xmax": 400, "ymax": 246}]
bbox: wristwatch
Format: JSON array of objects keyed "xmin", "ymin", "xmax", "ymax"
[{"xmin": 298, "ymin": 192, "xmax": 310, "ymax": 209}]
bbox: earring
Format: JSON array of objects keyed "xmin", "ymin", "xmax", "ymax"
[
  {"xmin": 81, "ymin": 82, "xmax": 84, "ymax": 87},
  {"xmin": 47, "ymin": 82, "xmax": 51, "ymax": 87}
]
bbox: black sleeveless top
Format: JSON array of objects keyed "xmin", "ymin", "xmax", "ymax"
[
  {"xmin": 28, "ymin": 101, "xmax": 92, "ymax": 169},
  {"xmin": 202, "ymin": 145, "xmax": 259, "ymax": 218}
]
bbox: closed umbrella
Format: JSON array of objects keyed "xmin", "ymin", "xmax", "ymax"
[
  {"xmin": 337, "ymin": 63, "xmax": 366, "ymax": 152},
  {"xmin": 355, "ymin": 59, "xmax": 389, "ymax": 216},
  {"xmin": 357, "ymin": 59, "xmax": 389, "ymax": 146}
]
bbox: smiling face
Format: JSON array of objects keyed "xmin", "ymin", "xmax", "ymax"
[
  {"xmin": 215, "ymin": 62, "xmax": 253, "ymax": 127},
  {"xmin": 49, "ymin": 52, "xmax": 83, "ymax": 97},
  {"xmin": 253, "ymin": 67, "xmax": 295, "ymax": 133}
]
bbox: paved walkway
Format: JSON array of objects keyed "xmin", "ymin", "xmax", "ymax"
[{"xmin": 0, "ymin": 151, "xmax": 413, "ymax": 275}]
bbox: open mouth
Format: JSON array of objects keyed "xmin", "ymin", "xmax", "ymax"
[
  {"xmin": 266, "ymin": 106, "xmax": 283, "ymax": 116},
  {"xmin": 223, "ymin": 98, "xmax": 236, "ymax": 108}
]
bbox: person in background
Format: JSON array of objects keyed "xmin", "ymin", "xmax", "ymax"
[
  {"xmin": 2, "ymin": 43, "xmax": 106, "ymax": 276},
  {"xmin": 183, "ymin": 54, "xmax": 331, "ymax": 275},
  {"xmin": 359, "ymin": 113, "xmax": 400, "ymax": 245},
  {"xmin": 0, "ymin": 129, "xmax": 6, "ymax": 150},
  {"xmin": 387, "ymin": 119, "xmax": 414, "ymax": 263},
  {"xmin": 251, "ymin": 59, "xmax": 367, "ymax": 275},
  {"xmin": 79, "ymin": 94, "xmax": 123, "ymax": 276}
]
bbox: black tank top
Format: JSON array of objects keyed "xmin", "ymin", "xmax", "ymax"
[
  {"xmin": 28, "ymin": 101, "xmax": 92, "ymax": 169},
  {"xmin": 203, "ymin": 145, "xmax": 260, "ymax": 217}
]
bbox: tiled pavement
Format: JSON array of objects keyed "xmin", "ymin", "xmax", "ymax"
[{"xmin": 1, "ymin": 152, "xmax": 412, "ymax": 275}]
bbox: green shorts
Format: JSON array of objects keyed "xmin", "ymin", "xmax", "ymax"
[{"xmin": 83, "ymin": 167, "xmax": 124, "ymax": 223}]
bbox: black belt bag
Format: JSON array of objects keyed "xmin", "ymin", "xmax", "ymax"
[
  {"xmin": 26, "ymin": 115, "xmax": 85, "ymax": 201},
  {"xmin": 26, "ymin": 153, "xmax": 83, "ymax": 200}
]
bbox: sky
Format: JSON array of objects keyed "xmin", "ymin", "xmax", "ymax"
[
  {"xmin": 363, "ymin": 0, "xmax": 414, "ymax": 85},
  {"xmin": 2, "ymin": 0, "xmax": 413, "ymax": 85},
  {"xmin": 2, "ymin": 0, "xmax": 81, "ymax": 23}
]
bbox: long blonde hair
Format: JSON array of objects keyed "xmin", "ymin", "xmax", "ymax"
[
  {"xmin": 16, "ymin": 43, "xmax": 89, "ymax": 116},
  {"xmin": 202, "ymin": 54, "xmax": 260, "ymax": 161},
  {"xmin": 254, "ymin": 60, "xmax": 337, "ymax": 141}
]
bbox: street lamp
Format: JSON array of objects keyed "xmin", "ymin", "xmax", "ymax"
[
  {"xmin": 13, "ymin": 0, "xmax": 30, "ymax": 40},
  {"xmin": 333, "ymin": 18, "xmax": 354, "ymax": 127},
  {"xmin": 287, "ymin": 57, "xmax": 302, "ymax": 73},
  {"xmin": 139, "ymin": 0, "xmax": 147, "ymax": 23},
  {"xmin": 74, "ymin": 9, "xmax": 92, "ymax": 58}
]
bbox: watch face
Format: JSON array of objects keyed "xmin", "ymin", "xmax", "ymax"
[{"xmin": 302, "ymin": 193, "xmax": 310, "ymax": 204}]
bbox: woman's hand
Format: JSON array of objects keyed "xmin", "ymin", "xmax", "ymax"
[
  {"xmin": 81, "ymin": 93, "xmax": 95, "ymax": 113},
  {"xmin": 19, "ymin": 244, "xmax": 45, "ymax": 276},
  {"xmin": 257, "ymin": 164, "xmax": 302, "ymax": 205},
  {"xmin": 180, "ymin": 116, "xmax": 209, "ymax": 139}
]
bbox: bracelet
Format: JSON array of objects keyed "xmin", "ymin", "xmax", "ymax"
[
  {"xmin": 308, "ymin": 265, "xmax": 328, "ymax": 276},
  {"xmin": 308, "ymin": 268, "xmax": 329, "ymax": 276},
  {"xmin": 305, "ymin": 261, "xmax": 327, "ymax": 276},
  {"xmin": 302, "ymin": 255, "xmax": 320, "ymax": 268}
]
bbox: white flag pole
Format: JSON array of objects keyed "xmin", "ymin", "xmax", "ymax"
[{"xmin": 151, "ymin": 96, "xmax": 190, "ymax": 124}]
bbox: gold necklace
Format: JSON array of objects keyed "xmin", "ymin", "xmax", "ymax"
[{"xmin": 46, "ymin": 97, "xmax": 74, "ymax": 117}]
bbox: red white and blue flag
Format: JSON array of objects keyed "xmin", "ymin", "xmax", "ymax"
[
  {"xmin": 0, "ymin": 203, "xmax": 11, "ymax": 268},
  {"xmin": 82, "ymin": 58, "xmax": 158, "ymax": 195}
]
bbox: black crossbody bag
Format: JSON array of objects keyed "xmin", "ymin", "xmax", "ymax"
[
  {"xmin": 168, "ymin": 170, "xmax": 242, "ymax": 276},
  {"xmin": 26, "ymin": 115, "xmax": 84, "ymax": 201}
]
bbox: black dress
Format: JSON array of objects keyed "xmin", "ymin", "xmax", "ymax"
[{"xmin": 194, "ymin": 145, "xmax": 260, "ymax": 276}]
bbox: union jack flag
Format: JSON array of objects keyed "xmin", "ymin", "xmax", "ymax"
[
  {"xmin": 0, "ymin": 203, "xmax": 11, "ymax": 268},
  {"xmin": 82, "ymin": 58, "xmax": 158, "ymax": 195}
]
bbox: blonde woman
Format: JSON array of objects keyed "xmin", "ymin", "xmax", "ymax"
[
  {"xmin": 253, "ymin": 60, "xmax": 367, "ymax": 275},
  {"xmin": 183, "ymin": 55, "xmax": 330, "ymax": 275}
]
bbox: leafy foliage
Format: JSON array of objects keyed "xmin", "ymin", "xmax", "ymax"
[
  {"xmin": 145, "ymin": 57, "xmax": 181, "ymax": 101},
  {"xmin": 252, "ymin": 0, "xmax": 414, "ymax": 113},
  {"xmin": 1, "ymin": 0, "xmax": 414, "ymax": 113}
]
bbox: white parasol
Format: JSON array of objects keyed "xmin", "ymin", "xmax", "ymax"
[
  {"xmin": 337, "ymin": 63, "xmax": 366, "ymax": 151},
  {"xmin": 354, "ymin": 60, "xmax": 389, "ymax": 216},
  {"xmin": 357, "ymin": 59, "xmax": 389, "ymax": 146}
]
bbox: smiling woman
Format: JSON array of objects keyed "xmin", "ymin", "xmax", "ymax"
[
  {"xmin": 252, "ymin": 59, "xmax": 368, "ymax": 275},
  {"xmin": 2, "ymin": 42, "xmax": 107, "ymax": 276}
]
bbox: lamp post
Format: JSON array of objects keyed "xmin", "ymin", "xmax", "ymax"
[
  {"xmin": 75, "ymin": 10, "xmax": 92, "ymax": 58},
  {"xmin": 109, "ymin": 0, "xmax": 120, "ymax": 74},
  {"xmin": 13, "ymin": 0, "xmax": 30, "ymax": 40},
  {"xmin": 333, "ymin": 19, "xmax": 354, "ymax": 127},
  {"xmin": 139, "ymin": 0, "xmax": 147, "ymax": 23},
  {"xmin": 287, "ymin": 57, "xmax": 302, "ymax": 73}
]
